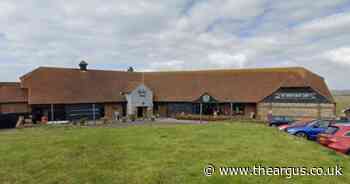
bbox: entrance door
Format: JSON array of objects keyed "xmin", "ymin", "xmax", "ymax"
[{"xmin": 137, "ymin": 107, "xmax": 144, "ymax": 118}]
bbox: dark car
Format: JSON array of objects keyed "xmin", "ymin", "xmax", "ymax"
[
  {"xmin": 286, "ymin": 120, "xmax": 332, "ymax": 140},
  {"xmin": 268, "ymin": 116, "xmax": 295, "ymax": 127}
]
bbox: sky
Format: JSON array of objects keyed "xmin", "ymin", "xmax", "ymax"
[{"xmin": 0, "ymin": 0, "xmax": 349, "ymax": 90}]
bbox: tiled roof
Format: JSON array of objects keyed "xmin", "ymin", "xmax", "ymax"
[
  {"xmin": 19, "ymin": 67, "xmax": 334, "ymax": 104},
  {"xmin": 0, "ymin": 83, "xmax": 27, "ymax": 103}
]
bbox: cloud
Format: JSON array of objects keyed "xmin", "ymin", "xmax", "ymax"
[
  {"xmin": 0, "ymin": 0, "xmax": 350, "ymax": 89},
  {"xmin": 149, "ymin": 60, "xmax": 185, "ymax": 70},
  {"xmin": 208, "ymin": 52, "xmax": 247, "ymax": 68},
  {"xmin": 324, "ymin": 47, "xmax": 350, "ymax": 65}
]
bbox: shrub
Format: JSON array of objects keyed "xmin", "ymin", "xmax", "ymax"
[
  {"xmin": 128, "ymin": 114, "xmax": 136, "ymax": 122},
  {"xmin": 175, "ymin": 114, "xmax": 256, "ymax": 122},
  {"xmin": 78, "ymin": 117, "xmax": 88, "ymax": 126}
]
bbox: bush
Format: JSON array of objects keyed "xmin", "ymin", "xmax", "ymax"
[
  {"xmin": 128, "ymin": 114, "xmax": 136, "ymax": 122},
  {"xmin": 78, "ymin": 118, "xmax": 88, "ymax": 126},
  {"xmin": 100, "ymin": 117, "xmax": 109, "ymax": 124},
  {"xmin": 121, "ymin": 117, "xmax": 127, "ymax": 123},
  {"xmin": 150, "ymin": 116, "xmax": 156, "ymax": 122},
  {"xmin": 175, "ymin": 114, "xmax": 255, "ymax": 122}
]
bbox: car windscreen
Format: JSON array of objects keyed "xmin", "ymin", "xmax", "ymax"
[
  {"xmin": 324, "ymin": 126, "xmax": 339, "ymax": 135},
  {"xmin": 273, "ymin": 117, "xmax": 283, "ymax": 121}
]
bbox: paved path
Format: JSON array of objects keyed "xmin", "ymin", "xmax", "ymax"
[{"xmin": 156, "ymin": 118, "xmax": 208, "ymax": 124}]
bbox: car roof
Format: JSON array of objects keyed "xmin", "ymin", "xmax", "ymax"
[{"xmin": 330, "ymin": 124, "xmax": 350, "ymax": 129}]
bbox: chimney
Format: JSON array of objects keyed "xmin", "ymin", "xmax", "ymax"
[{"xmin": 79, "ymin": 60, "xmax": 88, "ymax": 71}]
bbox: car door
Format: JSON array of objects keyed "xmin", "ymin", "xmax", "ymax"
[{"xmin": 309, "ymin": 121, "xmax": 330, "ymax": 140}]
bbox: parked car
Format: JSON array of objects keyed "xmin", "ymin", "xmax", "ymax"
[
  {"xmin": 332, "ymin": 119, "xmax": 350, "ymax": 125},
  {"xmin": 328, "ymin": 139, "xmax": 350, "ymax": 155},
  {"xmin": 285, "ymin": 120, "xmax": 332, "ymax": 140},
  {"xmin": 317, "ymin": 124, "xmax": 350, "ymax": 154},
  {"xmin": 317, "ymin": 125, "xmax": 350, "ymax": 145},
  {"xmin": 268, "ymin": 116, "xmax": 295, "ymax": 127},
  {"xmin": 278, "ymin": 119, "xmax": 315, "ymax": 131}
]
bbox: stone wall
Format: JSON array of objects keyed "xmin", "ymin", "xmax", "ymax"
[
  {"xmin": 0, "ymin": 103, "xmax": 30, "ymax": 114},
  {"xmin": 244, "ymin": 104, "xmax": 257, "ymax": 118},
  {"xmin": 257, "ymin": 102, "xmax": 335, "ymax": 120},
  {"xmin": 104, "ymin": 103, "xmax": 124, "ymax": 120}
]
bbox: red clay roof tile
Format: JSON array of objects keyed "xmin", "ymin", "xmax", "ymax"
[{"xmin": 19, "ymin": 67, "xmax": 334, "ymax": 104}]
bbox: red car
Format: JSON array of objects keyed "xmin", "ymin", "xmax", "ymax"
[{"xmin": 317, "ymin": 125, "xmax": 350, "ymax": 154}]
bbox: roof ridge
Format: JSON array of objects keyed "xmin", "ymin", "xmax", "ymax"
[
  {"xmin": 23, "ymin": 66, "xmax": 309, "ymax": 74},
  {"xmin": 142, "ymin": 67, "xmax": 309, "ymax": 74},
  {"xmin": 0, "ymin": 82, "xmax": 21, "ymax": 86}
]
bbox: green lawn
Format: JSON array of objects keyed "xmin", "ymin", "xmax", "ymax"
[
  {"xmin": 0, "ymin": 122, "xmax": 350, "ymax": 184},
  {"xmin": 335, "ymin": 95, "xmax": 350, "ymax": 115}
]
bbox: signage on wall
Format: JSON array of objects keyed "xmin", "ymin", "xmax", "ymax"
[
  {"xmin": 138, "ymin": 89, "xmax": 146, "ymax": 97},
  {"xmin": 274, "ymin": 92, "xmax": 317, "ymax": 100},
  {"xmin": 202, "ymin": 95, "xmax": 211, "ymax": 103}
]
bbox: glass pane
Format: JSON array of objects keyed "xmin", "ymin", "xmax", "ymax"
[{"xmin": 325, "ymin": 127, "xmax": 339, "ymax": 134}]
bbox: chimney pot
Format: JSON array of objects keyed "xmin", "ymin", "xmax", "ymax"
[{"xmin": 79, "ymin": 60, "xmax": 88, "ymax": 71}]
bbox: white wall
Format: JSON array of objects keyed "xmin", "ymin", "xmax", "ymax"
[{"xmin": 126, "ymin": 84, "xmax": 153, "ymax": 115}]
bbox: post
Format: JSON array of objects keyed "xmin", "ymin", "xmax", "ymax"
[
  {"xmin": 51, "ymin": 104, "xmax": 54, "ymax": 121},
  {"xmin": 92, "ymin": 104, "xmax": 96, "ymax": 124},
  {"xmin": 230, "ymin": 102, "xmax": 233, "ymax": 120},
  {"xmin": 200, "ymin": 103, "xmax": 203, "ymax": 124},
  {"xmin": 317, "ymin": 103, "xmax": 321, "ymax": 119}
]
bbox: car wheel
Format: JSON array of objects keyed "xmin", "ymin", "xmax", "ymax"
[
  {"xmin": 346, "ymin": 150, "xmax": 350, "ymax": 155},
  {"xmin": 295, "ymin": 132, "xmax": 307, "ymax": 139}
]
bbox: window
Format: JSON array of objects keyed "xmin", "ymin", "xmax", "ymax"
[
  {"xmin": 325, "ymin": 126, "xmax": 339, "ymax": 135},
  {"xmin": 138, "ymin": 89, "xmax": 146, "ymax": 97},
  {"xmin": 345, "ymin": 131, "xmax": 350, "ymax": 137},
  {"xmin": 318, "ymin": 121, "xmax": 330, "ymax": 128},
  {"xmin": 233, "ymin": 104, "xmax": 244, "ymax": 115}
]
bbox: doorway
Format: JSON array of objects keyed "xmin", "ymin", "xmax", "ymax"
[{"xmin": 137, "ymin": 107, "xmax": 146, "ymax": 118}]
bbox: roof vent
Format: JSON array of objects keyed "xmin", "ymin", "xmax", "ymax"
[{"xmin": 79, "ymin": 60, "xmax": 88, "ymax": 71}]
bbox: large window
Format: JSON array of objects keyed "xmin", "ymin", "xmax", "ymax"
[{"xmin": 233, "ymin": 104, "xmax": 245, "ymax": 115}]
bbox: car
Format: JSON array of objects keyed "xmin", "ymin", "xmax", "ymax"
[
  {"xmin": 278, "ymin": 119, "xmax": 315, "ymax": 131},
  {"xmin": 332, "ymin": 119, "xmax": 350, "ymax": 125},
  {"xmin": 328, "ymin": 139, "xmax": 350, "ymax": 155},
  {"xmin": 268, "ymin": 116, "xmax": 295, "ymax": 127},
  {"xmin": 285, "ymin": 120, "xmax": 332, "ymax": 140},
  {"xmin": 317, "ymin": 125, "xmax": 350, "ymax": 146},
  {"xmin": 320, "ymin": 125, "xmax": 350, "ymax": 154}
]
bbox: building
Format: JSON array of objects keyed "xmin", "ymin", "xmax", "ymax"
[
  {"xmin": 343, "ymin": 107, "xmax": 350, "ymax": 119},
  {"xmin": 0, "ymin": 62, "xmax": 336, "ymax": 122}
]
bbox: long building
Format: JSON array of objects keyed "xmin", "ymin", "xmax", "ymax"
[{"xmin": 0, "ymin": 62, "xmax": 336, "ymax": 122}]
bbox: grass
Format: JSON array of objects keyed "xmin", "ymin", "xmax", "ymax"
[
  {"xmin": 335, "ymin": 95, "xmax": 350, "ymax": 115},
  {"xmin": 0, "ymin": 122, "xmax": 350, "ymax": 184}
]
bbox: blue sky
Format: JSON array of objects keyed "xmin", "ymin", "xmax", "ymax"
[{"xmin": 0, "ymin": 0, "xmax": 349, "ymax": 89}]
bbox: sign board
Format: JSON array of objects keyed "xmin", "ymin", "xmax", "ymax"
[
  {"xmin": 274, "ymin": 92, "xmax": 317, "ymax": 100},
  {"xmin": 138, "ymin": 89, "xmax": 146, "ymax": 97},
  {"xmin": 202, "ymin": 95, "xmax": 211, "ymax": 103},
  {"xmin": 263, "ymin": 87, "xmax": 329, "ymax": 103}
]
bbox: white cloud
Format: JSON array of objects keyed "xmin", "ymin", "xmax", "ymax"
[
  {"xmin": 149, "ymin": 60, "xmax": 185, "ymax": 70},
  {"xmin": 208, "ymin": 52, "xmax": 247, "ymax": 68},
  {"xmin": 0, "ymin": 1, "xmax": 15, "ymax": 17},
  {"xmin": 324, "ymin": 47, "xmax": 350, "ymax": 65},
  {"xmin": 295, "ymin": 12, "xmax": 350, "ymax": 36},
  {"xmin": 0, "ymin": 0, "xmax": 349, "ymax": 89}
]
